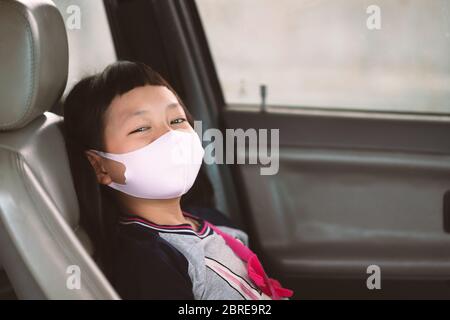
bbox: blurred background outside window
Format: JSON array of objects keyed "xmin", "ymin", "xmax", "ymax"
[{"xmin": 197, "ymin": 0, "xmax": 450, "ymax": 114}]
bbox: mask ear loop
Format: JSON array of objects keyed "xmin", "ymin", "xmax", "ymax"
[
  {"xmin": 89, "ymin": 149, "xmax": 106, "ymax": 158},
  {"xmin": 88, "ymin": 148, "xmax": 124, "ymax": 163},
  {"xmin": 88, "ymin": 149, "xmax": 119, "ymax": 182},
  {"xmin": 87, "ymin": 149, "xmax": 107, "ymax": 172}
]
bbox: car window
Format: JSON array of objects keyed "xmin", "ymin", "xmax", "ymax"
[{"xmin": 197, "ymin": 0, "xmax": 450, "ymax": 114}]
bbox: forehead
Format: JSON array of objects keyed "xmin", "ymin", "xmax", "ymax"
[{"xmin": 105, "ymin": 85, "xmax": 179, "ymax": 121}]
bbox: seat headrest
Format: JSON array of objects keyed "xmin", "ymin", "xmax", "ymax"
[{"xmin": 0, "ymin": 0, "xmax": 68, "ymax": 131}]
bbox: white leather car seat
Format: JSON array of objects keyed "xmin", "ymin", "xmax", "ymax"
[{"xmin": 0, "ymin": 0, "xmax": 119, "ymax": 299}]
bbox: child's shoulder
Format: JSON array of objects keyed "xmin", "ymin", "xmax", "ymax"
[
  {"xmin": 112, "ymin": 224, "xmax": 194, "ymax": 299},
  {"xmin": 114, "ymin": 221, "xmax": 188, "ymax": 263}
]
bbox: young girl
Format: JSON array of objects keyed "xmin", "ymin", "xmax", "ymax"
[{"xmin": 63, "ymin": 61, "xmax": 293, "ymax": 300}]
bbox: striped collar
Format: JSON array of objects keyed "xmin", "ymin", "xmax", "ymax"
[{"xmin": 118, "ymin": 211, "xmax": 212, "ymax": 238}]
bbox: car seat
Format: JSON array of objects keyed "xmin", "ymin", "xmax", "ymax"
[{"xmin": 0, "ymin": 0, "xmax": 119, "ymax": 299}]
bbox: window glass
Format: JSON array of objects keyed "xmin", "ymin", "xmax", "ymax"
[{"xmin": 197, "ymin": 0, "xmax": 450, "ymax": 114}]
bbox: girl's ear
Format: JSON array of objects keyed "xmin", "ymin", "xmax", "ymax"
[{"xmin": 84, "ymin": 150, "xmax": 112, "ymax": 185}]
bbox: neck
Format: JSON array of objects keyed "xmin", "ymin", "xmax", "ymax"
[{"xmin": 115, "ymin": 191, "xmax": 188, "ymax": 225}]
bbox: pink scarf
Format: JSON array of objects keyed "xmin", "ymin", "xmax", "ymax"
[{"xmin": 206, "ymin": 221, "xmax": 294, "ymax": 300}]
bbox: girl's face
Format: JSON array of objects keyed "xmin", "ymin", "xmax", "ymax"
[{"xmin": 85, "ymin": 85, "xmax": 192, "ymax": 186}]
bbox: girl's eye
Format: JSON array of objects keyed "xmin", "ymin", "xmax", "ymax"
[
  {"xmin": 130, "ymin": 127, "xmax": 150, "ymax": 134},
  {"xmin": 171, "ymin": 118, "xmax": 186, "ymax": 125}
]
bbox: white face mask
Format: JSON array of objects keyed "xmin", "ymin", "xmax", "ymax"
[{"xmin": 90, "ymin": 129, "xmax": 205, "ymax": 199}]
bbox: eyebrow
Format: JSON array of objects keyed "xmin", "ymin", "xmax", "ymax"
[{"xmin": 124, "ymin": 102, "xmax": 180, "ymax": 121}]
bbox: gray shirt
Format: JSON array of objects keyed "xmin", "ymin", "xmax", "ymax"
[{"xmin": 117, "ymin": 210, "xmax": 272, "ymax": 300}]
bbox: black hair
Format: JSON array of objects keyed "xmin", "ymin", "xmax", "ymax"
[{"xmin": 62, "ymin": 61, "xmax": 215, "ymax": 278}]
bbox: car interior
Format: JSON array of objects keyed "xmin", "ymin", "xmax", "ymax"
[{"xmin": 1, "ymin": 0, "xmax": 450, "ymax": 300}]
